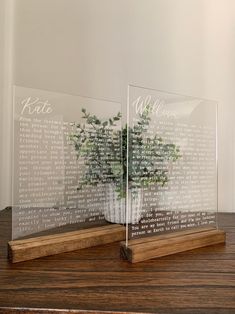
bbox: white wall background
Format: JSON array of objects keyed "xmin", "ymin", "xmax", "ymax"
[
  {"xmin": 1, "ymin": 0, "xmax": 235, "ymax": 212},
  {"xmin": 0, "ymin": 0, "xmax": 14, "ymax": 210}
]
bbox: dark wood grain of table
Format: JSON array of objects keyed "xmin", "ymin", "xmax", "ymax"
[{"xmin": 0, "ymin": 208, "xmax": 234, "ymax": 314}]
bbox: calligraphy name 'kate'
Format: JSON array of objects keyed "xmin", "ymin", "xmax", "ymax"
[{"xmin": 21, "ymin": 97, "xmax": 53, "ymax": 115}]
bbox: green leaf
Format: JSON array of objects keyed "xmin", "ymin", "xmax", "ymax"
[{"xmin": 110, "ymin": 162, "xmax": 123, "ymax": 176}]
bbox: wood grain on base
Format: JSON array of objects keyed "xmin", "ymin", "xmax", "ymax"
[
  {"xmin": 121, "ymin": 228, "xmax": 226, "ymax": 263},
  {"xmin": 8, "ymin": 224, "xmax": 126, "ymax": 263},
  {"xmin": 0, "ymin": 209, "xmax": 234, "ymax": 313}
]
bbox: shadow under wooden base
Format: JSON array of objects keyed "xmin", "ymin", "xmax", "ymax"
[
  {"xmin": 8, "ymin": 224, "xmax": 126, "ymax": 263},
  {"xmin": 120, "ymin": 227, "xmax": 226, "ymax": 263}
]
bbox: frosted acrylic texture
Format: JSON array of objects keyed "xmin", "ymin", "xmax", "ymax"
[
  {"xmin": 12, "ymin": 86, "xmax": 122, "ymax": 239},
  {"xmin": 126, "ymin": 85, "xmax": 218, "ymax": 242}
]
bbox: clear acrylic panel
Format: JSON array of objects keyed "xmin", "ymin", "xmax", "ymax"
[
  {"xmin": 126, "ymin": 85, "xmax": 218, "ymax": 243},
  {"xmin": 12, "ymin": 86, "xmax": 123, "ymax": 240}
]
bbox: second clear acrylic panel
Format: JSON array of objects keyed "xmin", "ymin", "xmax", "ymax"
[{"xmin": 126, "ymin": 85, "xmax": 218, "ymax": 242}]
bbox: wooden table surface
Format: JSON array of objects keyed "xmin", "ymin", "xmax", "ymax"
[{"xmin": 0, "ymin": 208, "xmax": 234, "ymax": 314}]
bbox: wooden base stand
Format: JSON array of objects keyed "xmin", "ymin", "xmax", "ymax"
[
  {"xmin": 120, "ymin": 227, "xmax": 226, "ymax": 263},
  {"xmin": 8, "ymin": 224, "xmax": 125, "ymax": 263}
]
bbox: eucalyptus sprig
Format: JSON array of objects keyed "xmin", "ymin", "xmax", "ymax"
[
  {"xmin": 70, "ymin": 109, "xmax": 122, "ymax": 192},
  {"xmin": 70, "ymin": 107, "xmax": 181, "ymax": 198}
]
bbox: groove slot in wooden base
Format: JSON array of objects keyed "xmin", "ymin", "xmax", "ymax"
[
  {"xmin": 8, "ymin": 224, "xmax": 126, "ymax": 263},
  {"xmin": 120, "ymin": 227, "xmax": 226, "ymax": 263}
]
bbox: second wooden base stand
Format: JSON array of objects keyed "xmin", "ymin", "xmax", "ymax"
[
  {"xmin": 9, "ymin": 224, "xmax": 126, "ymax": 263},
  {"xmin": 120, "ymin": 227, "xmax": 226, "ymax": 263}
]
